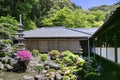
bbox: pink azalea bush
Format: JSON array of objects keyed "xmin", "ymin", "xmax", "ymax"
[{"xmin": 17, "ymin": 50, "xmax": 32, "ymax": 61}]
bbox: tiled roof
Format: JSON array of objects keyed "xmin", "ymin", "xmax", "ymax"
[
  {"xmin": 24, "ymin": 26, "xmax": 97, "ymax": 38},
  {"xmin": 72, "ymin": 27, "xmax": 98, "ymax": 35}
]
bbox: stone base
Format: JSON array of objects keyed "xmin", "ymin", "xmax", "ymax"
[{"xmin": 23, "ymin": 75, "xmax": 34, "ymax": 80}]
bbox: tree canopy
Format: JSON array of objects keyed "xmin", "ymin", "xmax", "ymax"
[
  {"xmin": 0, "ymin": 16, "xmax": 18, "ymax": 39},
  {"xmin": 0, "ymin": 0, "xmax": 119, "ymax": 35}
]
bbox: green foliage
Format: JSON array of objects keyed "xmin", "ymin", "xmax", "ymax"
[
  {"xmin": 63, "ymin": 75, "xmax": 70, "ymax": 80},
  {"xmin": 32, "ymin": 49, "xmax": 40, "ymax": 56},
  {"xmin": 0, "ymin": 0, "xmax": 119, "ymax": 29},
  {"xmin": 61, "ymin": 50, "xmax": 73, "ymax": 57},
  {"xmin": 22, "ymin": 16, "xmax": 37, "ymax": 30},
  {"xmin": 63, "ymin": 57, "xmax": 73, "ymax": 66},
  {"xmin": 0, "ymin": 52, "xmax": 6, "ymax": 57},
  {"xmin": 13, "ymin": 44, "xmax": 18, "ymax": 52},
  {"xmin": 0, "ymin": 51, "xmax": 11, "ymax": 57},
  {"xmin": 40, "ymin": 54, "xmax": 48, "ymax": 62},
  {"xmin": 35, "ymin": 64, "xmax": 44, "ymax": 73},
  {"xmin": 63, "ymin": 74, "xmax": 76, "ymax": 80},
  {"xmin": 49, "ymin": 50, "xmax": 60, "ymax": 59},
  {"xmin": 88, "ymin": 2, "xmax": 120, "ymax": 20},
  {"xmin": 76, "ymin": 59, "xmax": 85, "ymax": 67},
  {"xmin": 2, "ymin": 57, "xmax": 8, "ymax": 64},
  {"xmin": 41, "ymin": 7, "xmax": 106, "ymax": 28},
  {"xmin": 85, "ymin": 72, "xmax": 100, "ymax": 80},
  {"xmin": 3, "ymin": 39, "xmax": 12, "ymax": 44},
  {"xmin": 49, "ymin": 50, "xmax": 60, "ymax": 56},
  {"xmin": 55, "ymin": 58, "xmax": 61, "ymax": 63},
  {"xmin": 68, "ymin": 74, "xmax": 77, "ymax": 80},
  {"xmin": 0, "ymin": 16, "xmax": 18, "ymax": 39}
]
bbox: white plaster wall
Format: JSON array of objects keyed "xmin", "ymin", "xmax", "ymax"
[
  {"xmin": 95, "ymin": 47, "xmax": 98, "ymax": 54},
  {"xmin": 97, "ymin": 47, "xmax": 100, "ymax": 56},
  {"xmin": 101, "ymin": 48, "xmax": 106, "ymax": 58},
  {"xmin": 117, "ymin": 48, "xmax": 120, "ymax": 64},
  {"xmin": 91, "ymin": 47, "xmax": 95, "ymax": 53},
  {"xmin": 107, "ymin": 48, "xmax": 115, "ymax": 62}
]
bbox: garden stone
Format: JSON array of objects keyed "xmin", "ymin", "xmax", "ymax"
[
  {"xmin": 9, "ymin": 58, "xmax": 17, "ymax": 65},
  {"xmin": 27, "ymin": 57, "xmax": 41, "ymax": 72},
  {"xmin": 35, "ymin": 74, "xmax": 49, "ymax": 80},
  {"xmin": 11, "ymin": 53, "xmax": 17, "ymax": 58},
  {"xmin": 2, "ymin": 44, "xmax": 13, "ymax": 53},
  {"xmin": 41, "ymin": 70, "xmax": 47, "ymax": 74},
  {"xmin": 13, "ymin": 61, "xmax": 27, "ymax": 72},
  {"xmin": 83, "ymin": 57, "xmax": 89, "ymax": 61},
  {"xmin": 44, "ymin": 65, "xmax": 50, "ymax": 70},
  {"xmin": 95, "ymin": 65, "xmax": 102, "ymax": 72},
  {"xmin": 0, "ymin": 78, "xmax": 3, "ymax": 80},
  {"xmin": 23, "ymin": 75, "xmax": 34, "ymax": 80},
  {"xmin": 64, "ymin": 70, "xmax": 71, "ymax": 74},
  {"xmin": 44, "ymin": 61, "xmax": 60, "ymax": 70},
  {"xmin": 4, "ymin": 64, "xmax": 13, "ymax": 71},
  {"xmin": 0, "ymin": 62, "xmax": 4, "ymax": 70},
  {"xmin": 49, "ymin": 72, "xmax": 56, "ymax": 78},
  {"xmin": 55, "ymin": 74, "xmax": 62, "ymax": 80}
]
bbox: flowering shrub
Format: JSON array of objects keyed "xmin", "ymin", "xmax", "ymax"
[{"xmin": 17, "ymin": 50, "xmax": 32, "ymax": 61}]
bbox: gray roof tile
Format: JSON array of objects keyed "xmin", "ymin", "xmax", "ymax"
[{"xmin": 24, "ymin": 27, "xmax": 97, "ymax": 38}]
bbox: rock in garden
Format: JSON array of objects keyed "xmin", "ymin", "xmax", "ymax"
[
  {"xmin": 41, "ymin": 70, "xmax": 47, "ymax": 74},
  {"xmin": 55, "ymin": 74, "xmax": 62, "ymax": 80},
  {"xmin": 44, "ymin": 65, "xmax": 49, "ymax": 70},
  {"xmin": 35, "ymin": 74, "xmax": 49, "ymax": 80},
  {"xmin": 0, "ymin": 78, "xmax": 3, "ymax": 80},
  {"xmin": 5, "ymin": 64, "xmax": 13, "ymax": 71},
  {"xmin": 44, "ymin": 61, "xmax": 60, "ymax": 70},
  {"xmin": 23, "ymin": 75, "xmax": 34, "ymax": 80},
  {"xmin": 0, "ymin": 62, "xmax": 4, "ymax": 70}
]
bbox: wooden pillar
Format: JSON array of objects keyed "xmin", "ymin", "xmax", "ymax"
[{"xmin": 115, "ymin": 28, "xmax": 118, "ymax": 63}]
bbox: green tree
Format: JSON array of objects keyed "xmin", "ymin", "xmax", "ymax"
[{"xmin": 0, "ymin": 16, "xmax": 18, "ymax": 39}]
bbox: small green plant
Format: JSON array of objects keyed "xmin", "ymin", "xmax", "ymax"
[
  {"xmin": 55, "ymin": 58, "xmax": 61, "ymax": 63},
  {"xmin": 61, "ymin": 50, "xmax": 73, "ymax": 57},
  {"xmin": 49, "ymin": 50, "xmax": 60, "ymax": 60},
  {"xmin": 32, "ymin": 49, "xmax": 40, "ymax": 56},
  {"xmin": 0, "ymin": 52, "xmax": 5, "ymax": 57},
  {"xmin": 85, "ymin": 72, "xmax": 100, "ymax": 80},
  {"xmin": 3, "ymin": 39, "xmax": 12, "ymax": 44},
  {"xmin": 2, "ymin": 57, "xmax": 8, "ymax": 64},
  {"xmin": 69, "ymin": 74, "xmax": 76, "ymax": 80},
  {"xmin": 40, "ymin": 54, "xmax": 48, "ymax": 62},
  {"xmin": 13, "ymin": 44, "xmax": 18, "ymax": 52},
  {"xmin": 49, "ymin": 50, "xmax": 60, "ymax": 56},
  {"xmin": 63, "ymin": 75, "xmax": 70, "ymax": 80},
  {"xmin": 35, "ymin": 64, "xmax": 44, "ymax": 74},
  {"xmin": 62, "ymin": 57, "xmax": 73, "ymax": 66}
]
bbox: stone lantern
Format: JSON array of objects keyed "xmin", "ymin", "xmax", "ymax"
[
  {"xmin": 17, "ymin": 15, "xmax": 25, "ymax": 50},
  {"xmin": 79, "ymin": 45, "xmax": 83, "ymax": 57}
]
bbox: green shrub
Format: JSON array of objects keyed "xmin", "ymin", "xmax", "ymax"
[
  {"xmin": 49, "ymin": 50, "xmax": 60, "ymax": 56},
  {"xmin": 35, "ymin": 64, "xmax": 44, "ymax": 73},
  {"xmin": 0, "ymin": 51, "xmax": 10, "ymax": 57},
  {"xmin": 13, "ymin": 44, "xmax": 18, "ymax": 52},
  {"xmin": 2, "ymin": 57, "xmax": 8, "ymax": 64},
  {"xmin": 40, "ymin": 54, "xmax": 48, "ymax": 62},
  {"xmin": 32, "ymin": 49, "xmax": 39, "ymax": 56},
  {"xmin": 69, "ymin": 74, "xmax": 76, "ymax": 80},
  {"xmin": 63, "ymin": 75, "xmax": 70, "ymax": 80},
  {"xmin": 62, "ymin": 57, "xmax": 73, "ymax": 66},
  {"xmin": 3, "ymin": 39, "xmax": 12, "ymax": 44},
  {"xmin": 61, "ymin": 50, "xmax": 73, "ymax": 57},
  {"xmin": 76, "ymin": 59, "xmax": 85, "ymax": 67},
  {"xmin": 49, "ymin": 50, "xmax": 60, "ymax": 60},
  {"xmin": 85, "ymin": 72, "xmax": 100, "ymax": 80},
  {"xmin": 55, "ymin": 58, "xmax": 61, "ymax": 63}
]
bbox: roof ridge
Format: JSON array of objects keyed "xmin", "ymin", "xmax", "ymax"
[{"xmin": 66, "ymin": 28, "xmax": 92, "ymax": 36}]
